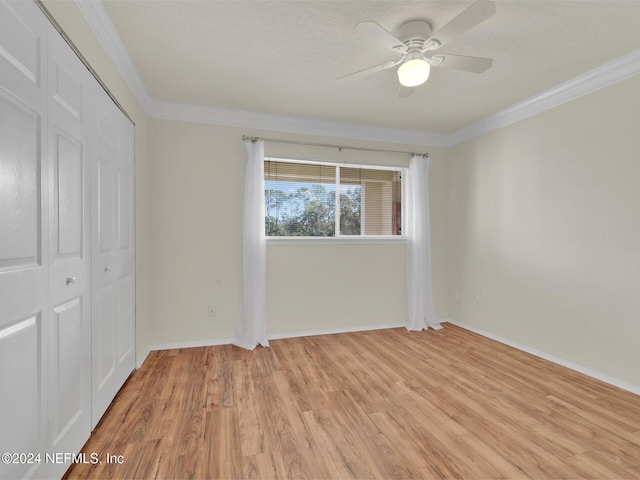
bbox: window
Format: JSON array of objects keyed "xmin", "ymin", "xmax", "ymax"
[{"xmin": 264, "ymin": 159, "xmax": 403, "ymax": 237}]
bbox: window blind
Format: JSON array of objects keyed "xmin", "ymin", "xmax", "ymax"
[
  {"xmin": 265, "ymin": 160, "xmax": 336, "ymax": 236},
  {"xmin": 264, "ymin": 159, "xmax": 402, "ymax": 237},
  {"xmin": 339, "ymin": 167, "xmax": 402, "ymax": 236}
]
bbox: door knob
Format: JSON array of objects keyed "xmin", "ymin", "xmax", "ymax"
[{"xmin": 66, "ymin": 276, "xmax": 76, "ymax": 285}]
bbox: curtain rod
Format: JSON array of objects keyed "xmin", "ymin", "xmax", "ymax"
[{"xmin": 242, "ymin": 135, "xmax": 429, "ymax": 158}]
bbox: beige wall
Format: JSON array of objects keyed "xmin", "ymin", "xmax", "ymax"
[
  {"xmin": 447, "ymin": 75, "xmax": 640, "ymax": 387},
  {"xmin": 42, "ymin": 1, "xmax": 151, "ymax": 366},
  {"xmin": 24, "ymin": 0, "xmax": 450, "ymax": 358},
  {"xmin": 266, "ymin": 244, "xmax": 406, "ymax": 336},
  {"xmin": 44, "ymin": 2, "xmax": 638, "ymax": 392},
  {"xmin": 148, "ymin": 119, "xmax": 449, "ymax": 345}
]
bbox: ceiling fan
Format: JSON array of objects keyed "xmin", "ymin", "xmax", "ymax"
[{"xmin": 338, "ymin": 1, "xmax": 495, "ymax": 94}]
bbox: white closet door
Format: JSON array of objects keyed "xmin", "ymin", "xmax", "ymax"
[
  {"xmin": 1, "ymin": 2, "xmax": 136, "ymax": 476},
  {"xmin": 45, "ymin": 29, "xmax": 92, "ymax": 477},
  {"xmin": 91, "ymin": 83, "xmax": 135, "ymax": 427},
  {"xmin": 0, "ymin": 2, "xmax": 49, "ymax": 479},
  {"xmin": 114, "ymin": 106, "xmax": 135, "ymax": 390}
]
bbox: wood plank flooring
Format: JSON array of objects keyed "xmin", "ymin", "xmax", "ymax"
[{"xmin": 64, "ymin": 324, "xmax": 640, "ymax": 479}]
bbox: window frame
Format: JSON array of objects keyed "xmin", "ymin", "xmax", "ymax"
[{"xmin": 264, "ymin": 156, "xmax": 407, "ymax": 245}]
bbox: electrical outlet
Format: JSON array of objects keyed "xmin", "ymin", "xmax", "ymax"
[{"xmin": 208, "ymin": 305, "xmax": 217, "ymax": 317}]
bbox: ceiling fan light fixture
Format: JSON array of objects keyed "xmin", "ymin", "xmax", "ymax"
[{"xmin": 397, "ymin": 57, "xmax": 431, "ymax": 87}]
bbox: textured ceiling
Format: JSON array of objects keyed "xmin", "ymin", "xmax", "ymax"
[{"xmin": 103, "ymin": 1, "xmax": 640, "ymax": 134}]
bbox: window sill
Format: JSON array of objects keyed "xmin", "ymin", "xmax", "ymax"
[{"xmin": 266, "ymin": 236, "xmax": 407, "ymax": 246}]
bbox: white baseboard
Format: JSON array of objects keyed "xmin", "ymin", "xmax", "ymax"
[
  {"xmin": 267, "ymin": 322, "xmax": 406, "ymax": 341},
  {"xmin": 135, "ymin": 321, "xmax": 431, "ymax": 366},
  {"xmin": 136, "ymin": 348, "xmax": 150, "ymax": 369},
  {"xmin": 446, "ymin": 319, "xmax": 640, "ymax": 396},
  {"xmin": 137, "ymin": 324, "xmax": 405, "ymax": 363},
  {"xmin": 140, "ymin": 322, "xmax": 439, "ymax": 358},
  {"xmin": 145, "ymin": 325, "xmax": 406, "ymax": 353},
  {"xmin": 232, "ymin": 339, "xmax": 259, "ymax": 350},
  {"xmin": 134, "ymin": 339, "xmax": 235, "ymax": 369},
  {"xmin": 148, "ymin": 337, "xmax": 235, "ymax": 353}
]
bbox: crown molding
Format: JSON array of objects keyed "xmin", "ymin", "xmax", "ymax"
[
  {"xmin": 447, "ymin": 47, "xmax": 640, "ymax": 146},
  {"xmin": 75, "ymin": 0, "xmax": 640, "ymax": 148},
  {"xmin": 72, "ymin": 0, "xmax": 447, "ymax": 147},
  {"xmin": 74, "ymin": 0, "xmax": 154, "ymax": 112},
  {"xmin": 149, "ymin": 99, "xmax": 448, "ymax": 147}
]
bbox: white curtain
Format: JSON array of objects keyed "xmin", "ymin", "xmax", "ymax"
[
  {"xmin": 234, "ymin": 139, "xmax": 269, "ymax": 350},
  {"xmin": 406, "ymin": 155, "xmax": 441, "ymax": 331}
]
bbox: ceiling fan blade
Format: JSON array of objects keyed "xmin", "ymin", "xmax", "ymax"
[
  {"xmin": 356, "ymin": 21, "xmax": 408, "ymax": 53},
  {"xmin": 398, "ymin": 86, "xmax": 415, "ymax": 99},
  {"xmin": 426, "ymin": 1, "xmax": 495, "ymax": 49},
  {"xmin": 429, "ymin": 54, "xmax": 493, "ymax": 73},
  {"xmin": 337, "ymin": 59, "xmax": 401, "ymax": 83}
]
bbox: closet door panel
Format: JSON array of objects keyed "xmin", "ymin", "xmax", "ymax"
[
  {"xmin": 91, "ymin": 86, "xmax": 135, "ymax": 427},
  {"xmin": 48, "ymin": 129, "xmax": 88, "ymax": 456},
  {"xmin": 117, "ymin": 171, "xmax": 132, "ymax": 252},
  {"xmin": 50, "ymin": 299, "xmax": 83, "ymax": 437},
  {"xmin": 0, "ymin": 1, "xmax": 43, "ymax": 110},
  {"xmin": 0, "ymin": 315, "xmax": 42, "ymax": 480},
  {"xmin": 0, "ymin": 2, "xmax": 48, "ymax": 479},
  {"xmin": 114, "ymin": 122, "xmax": 135, "ymax": 384},
  {"xmin": 95, "ymin": 284, "xmax": 116, "ymax": 384},
  {"xmin": 98, "ymin": 157, "xmax": 115, "ymax": 254},
  {"xmin": 117, "ymin": 276, "xmax": 134, "ymax": 362},
  {"xmin": 92, "ymin": 152, "xmax": 119, "ymax": 425},
  {"xmin": 0, "ymin": 93, "xmax": 41, "ymax": 270},
  {"xmin": 46, "ymin": 30, "xmax": 91, "ymax": 475},
  {"xmin": 54, "ymin": 134, "xmax": 82, "ymax": 255}
]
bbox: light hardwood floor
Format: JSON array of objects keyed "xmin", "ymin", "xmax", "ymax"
[{"xmin": 64, "ymin": 324, "xmax": 640, "ymax": 479}]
